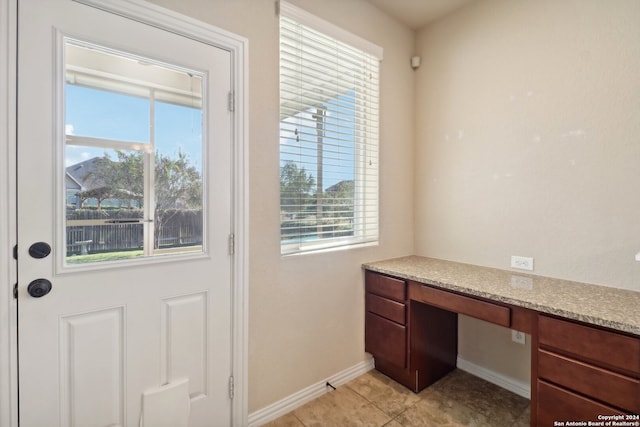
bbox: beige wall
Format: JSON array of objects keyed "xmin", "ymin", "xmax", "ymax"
[
  {"xmin": 415, "ymin": 0, "xmax": 640, "ymax": 386},
  {"xmin": 147, "ymin": 0, "xmax": 415, "ymax": 413},
  {"xmin": 147, "ymin": 0, "xmax": 640, "ymax": 412}
]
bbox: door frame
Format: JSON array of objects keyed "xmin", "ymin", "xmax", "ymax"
[
  {"xmin": 0, "ymin": 0, "xmax": 18, "ymax": 425},
  {"xmin": 0, "ymin": 0, "xmax": 249, "ymax": 425}
]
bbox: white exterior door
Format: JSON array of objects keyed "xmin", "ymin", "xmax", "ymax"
[{"xmin": 17, "ymin": 1, "xmax": 236, "ymax": 426}]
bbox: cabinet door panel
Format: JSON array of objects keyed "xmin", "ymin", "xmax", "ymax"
[
  {"xmin": 539, "ymin": 316, "xmax": 640, "ymax": 375},
  {"xmin": 537, "ymin": 380, "xmax": 625, "ymax": 425},
  {"xmin": 409, "ymin": 282, "xmax": 510, "ymax": 327},
  {"xmin": 365, "ymin": 312, "xmax": 406, "ymax": 368},
  {"xmin": 366, "ymin": 293, "xmax": 405, "ymax": 325},
  {"xmin": 365, "ymin": 271, "xmax": 406, "ymax": 302},
  {"xmin": 538, "ymin": 349, "xmax": 640, "ymax": 412}
]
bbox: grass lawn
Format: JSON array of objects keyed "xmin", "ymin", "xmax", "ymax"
[{"xmin": 66, "ymin": 250, "xmax": 144, "ymax": 264}]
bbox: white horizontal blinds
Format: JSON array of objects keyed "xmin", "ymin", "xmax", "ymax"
[{"xmin": 279, "ymin": 3, "xmax": 380, "ymax": 254}]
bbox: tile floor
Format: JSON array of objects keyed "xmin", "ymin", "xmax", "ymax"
[{"xmin": 263, "ymin": 369, "xmax": 530, "ymax": 427}]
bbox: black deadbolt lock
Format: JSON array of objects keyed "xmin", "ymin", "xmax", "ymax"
[
  {"xmin": 28, "ymin": 242, "xmax": 51, "ymax": 259},
  {"xmin": 27, "ymin": 279, "xmax": 52, "ymax": 298}
]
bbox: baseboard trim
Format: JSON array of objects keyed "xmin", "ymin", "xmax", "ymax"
[
  {"xmin": 248, "ymin": 357, "xmax": 374, "ymax": 426},
  {"xmin": 457, "ymin": 357, "xmax": 530, "ymax": 399}
]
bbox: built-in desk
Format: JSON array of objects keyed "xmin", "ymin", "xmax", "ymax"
[{"xmin": 363, "ymin": 256, "xmax": 640, "ymax": 426}]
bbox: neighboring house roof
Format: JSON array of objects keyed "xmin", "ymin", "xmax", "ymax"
[
  {"xmin": 65, "ymin": 173, "xmax": 83, "ymax": 190},
  {"xmin": 65, "ymin": 157, "xmax": 110, "ymax": 191},
  {"xmin": 325, "ymin": 180, "xmax": 354, "ymax": 194}
]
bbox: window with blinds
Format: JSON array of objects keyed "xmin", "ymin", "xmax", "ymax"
[{"xmin": 279, "ymin": 1, "xmax": 382, "ymax": 255}]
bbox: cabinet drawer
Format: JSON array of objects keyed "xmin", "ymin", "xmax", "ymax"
[
  {"xmin": 366, "ymin": 293, "xmax": 406, "ymax": 325},
  {"xmin": 409, "ymin": 282, "xmax": 510, "ymax": 327},
  {"xmin": 538, "ymin": 349, "xmax": 640, "ymax": 412},
  {"xmin": 539, "ymin": 315, "xmax": 640, "ymax": 375},
  {"xmin": 365, "ymin": 271, "xmax": 406, "ymax": 302},
  {"xmin": 537, "ymin": 380, "xmax": 625, "ymax": 425},
  {"xmin": 365, "ymin": 312, "xmax": 406, "ymax": 368}
]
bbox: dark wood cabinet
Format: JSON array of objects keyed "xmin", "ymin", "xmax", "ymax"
[
  {"xmin": 365, "ymin": 311, "xmax": 406, "ymax": 368},
  {"xmin": 365, "ymin": 270, "xmax": 457, "ymax": 392},
  {"xmin": 409, "ymin": 281, "xmax": 511, "ymax": 327},
  {"xmin": 364, "ymin": 258, "xmax": 640, "ymax": 427},
  {"xmin": 409, "ymin": 300, "xmax": 458, "ymax": 390},
  {"xmin": 536, "ymin": 380, "xmax": 626, "ymax": 425},
  {"xmin": 534, "ymin": 315, "xmax": 640, "ymax": 424},
  {"xmin": 364, "ymin": 271, "xmax": 410, "ymax": 383}
]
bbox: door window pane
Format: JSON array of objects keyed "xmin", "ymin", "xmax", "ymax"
[
  {"xmin": 154, "ymin": 102, "xmax": 203, "ymax": 252},
  {"xmin": 65, "ymin": 147, "xmax": 144, "ymax": 264},
  {"xmin": 66, "ymin": 85, "xmax": 150, "ymax": 143},
  {"xmin": 64, "ymin": 38, "xmax": 205, "ymax": 264}
]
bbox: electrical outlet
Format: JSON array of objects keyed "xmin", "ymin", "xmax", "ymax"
[
  {"xmin": 511, "ymin": 330, "xmax": 526, "ymax": 345},
  {"xmin": 511, "ymin": 255, "xmax": 533, "ymax": 271}
]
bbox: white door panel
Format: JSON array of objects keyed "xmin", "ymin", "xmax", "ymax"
[{"xmin": 17, "ymin": 1, "xmax": 233, "ymax": 426}]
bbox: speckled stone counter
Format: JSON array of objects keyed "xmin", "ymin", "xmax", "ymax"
[{"xmin": 363, "ymin": 256, "xmax": 640, "ymax": 336}]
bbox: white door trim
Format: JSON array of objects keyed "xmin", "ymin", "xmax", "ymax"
[
  {"xmin": 1, "ymin": 0, "xmax": 18, "ymax": 425},
  {"xmin": 2, "ymin": 0, "xmax": 249, "ymax": 425}
]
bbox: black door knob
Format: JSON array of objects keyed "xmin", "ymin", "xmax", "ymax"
[
  {"xmin": 28, "ymin": 242, "xmax": 51, "ymax": 259},
  {"xmin": 27, "ymin": 279, "xmax": 52, "ymax": 298}
]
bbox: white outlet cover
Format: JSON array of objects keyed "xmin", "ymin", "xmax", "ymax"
[
  {"xmin": 511, "ymin": 255, "xmax": 534, "ymax": 271},
  {"xmin": 511, "ymin": 330, "xmax": 526, "ymax": 345}
]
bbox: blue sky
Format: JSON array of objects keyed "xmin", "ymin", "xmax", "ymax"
[
  {"xmin": 65, "ymin": 84, "xmax": 203, "ymax": 171},
  {"xmin": 280, "ymin": 92, "xmax": 356, "ymax": 191},
  {"xmin": 66, "ymin": 82, "xmax": 356, "ymax": 190}
]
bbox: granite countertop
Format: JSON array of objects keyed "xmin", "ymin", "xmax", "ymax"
[{"xmin": 363, "ymin": 256, "xmax": 640, "ymax": 336}]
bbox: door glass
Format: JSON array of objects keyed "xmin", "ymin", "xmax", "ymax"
[
  {"xmin": 66, "ymin": 85, "xmax": 150, "ymax": 142},
  {"xmin": 64, "ymin": 39, "xmax": 205, "ymax": 264}
]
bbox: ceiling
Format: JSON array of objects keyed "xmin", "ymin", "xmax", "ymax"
[{"xmin": 365, "ymin": 0, "xmax": 476, "ymax": 30}]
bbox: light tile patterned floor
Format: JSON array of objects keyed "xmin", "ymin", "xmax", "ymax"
[{"xmin": 263, "ymin": 369, "xmax": 530, "ymax": 427}]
